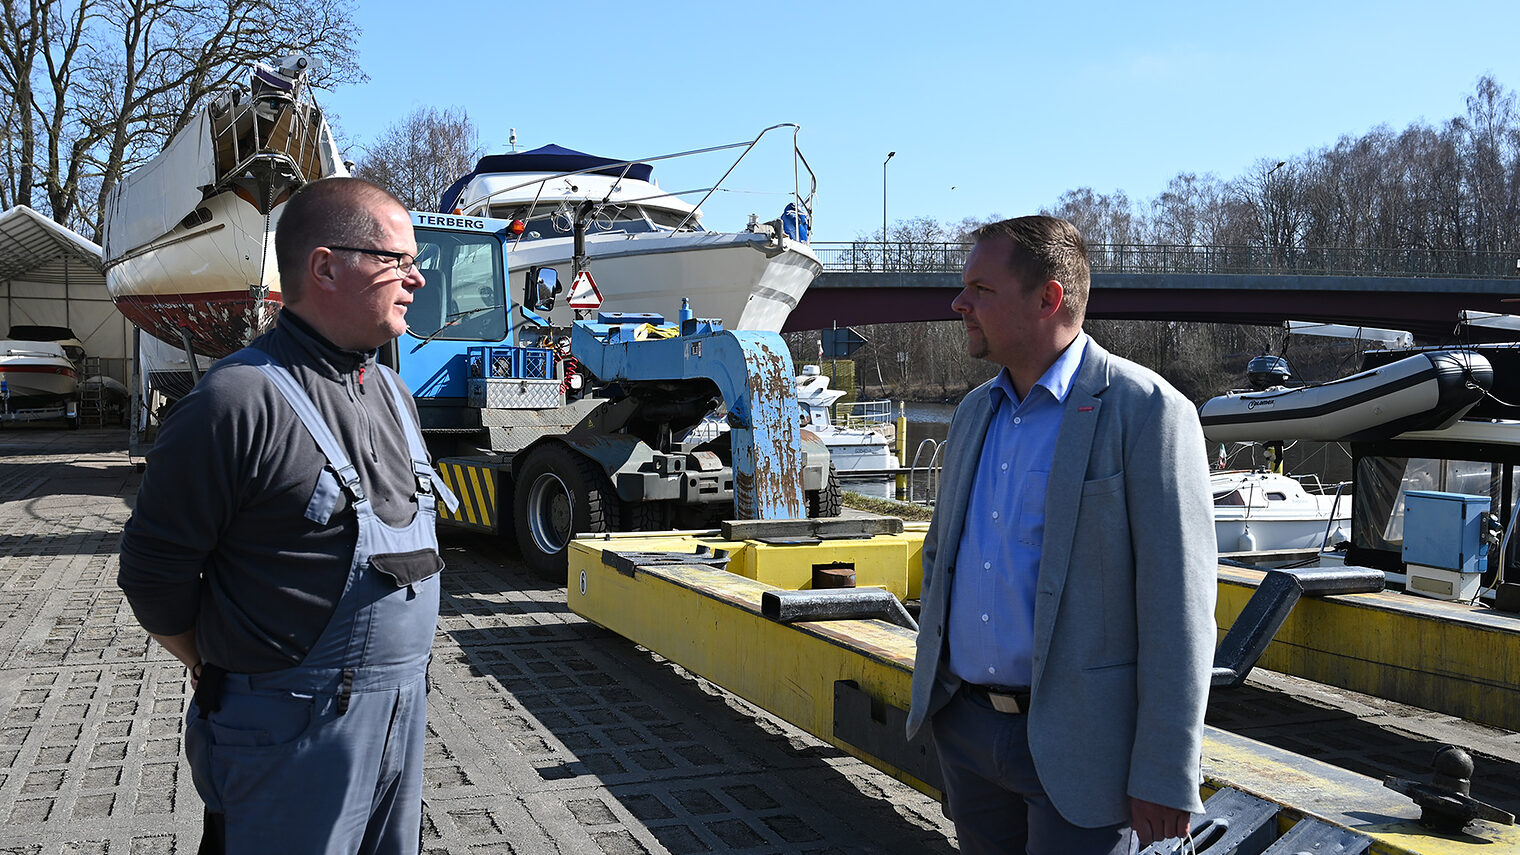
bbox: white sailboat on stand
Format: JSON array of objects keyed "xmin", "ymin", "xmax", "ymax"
[{"xmin": 102, "ymin": 54, "xmax": 348, "ymax": 360}]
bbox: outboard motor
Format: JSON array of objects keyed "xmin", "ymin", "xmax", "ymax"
[{"xmin": 1247, "ymin": 355, "xmax": 1292, "ymax": 390}]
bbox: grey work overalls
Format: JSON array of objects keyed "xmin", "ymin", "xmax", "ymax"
[{"xmin": 185, "ymin": 352, "xmax": 456, "ymax": 855}]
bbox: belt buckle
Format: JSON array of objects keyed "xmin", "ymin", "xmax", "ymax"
[{"xmin": 987, "ymin": 690, "xmax": 1026, "ymax": 714}]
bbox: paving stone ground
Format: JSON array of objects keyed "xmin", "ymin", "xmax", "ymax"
[
  {"xmin": 3, "ymin": 426, "xmax": 1518, "ymax": 854},
  {"xmin": 0, "ymin": 428, "xmax": 955, "ymax": 854}
]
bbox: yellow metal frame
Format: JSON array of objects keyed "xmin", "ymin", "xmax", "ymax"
[
  {"xmin": 568, "ymin": 532, "xmax": 1520, "ymax": 854},
  {"xmin": 1216, "ymin": 566, "xmax": 1520, "ymax": 731}
]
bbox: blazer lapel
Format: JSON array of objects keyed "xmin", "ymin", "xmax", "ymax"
[
  {"xmin": 1032, "ymin": 343, "xmax": 1110, "ymax": 684},
  {"xmin": 937, "ymin": 384, "xmax": 996, "ymax": 576}
]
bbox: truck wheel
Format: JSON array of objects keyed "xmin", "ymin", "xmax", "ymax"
[
  {"xmin": 620, "ymin": 499, "xmax": 671, "ymax": 532},
  {"xmin": 513, "ymin": 444, "xmax": 612, "ymax": 581},
  {"xmin": 807, "ymin": 464, "xmax": 842, "ymax": 518}
]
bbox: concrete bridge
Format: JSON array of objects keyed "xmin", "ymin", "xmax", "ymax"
[{"xmin": 786, "ymin": 242, "xmax": 1520, "ymax": 340}]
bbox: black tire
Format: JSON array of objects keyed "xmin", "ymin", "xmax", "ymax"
[
  {"xmin": 807, "ymin": 463, "xmax": 842, "ymax": 518},
  {"xmin": 512, "ymin": 444, "xmax": 614, "ymax": 581},
  {"xmin": 619, "ymin": 499, "xmax": 671, "ymax": 532}
]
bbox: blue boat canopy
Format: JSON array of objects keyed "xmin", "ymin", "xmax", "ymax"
[{"xmin": 438, "ymin": 144, "xmax": 655, "ymax": 213}]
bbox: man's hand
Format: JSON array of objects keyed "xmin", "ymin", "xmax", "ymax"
[
  {"xmin": 1130, "ymin": 797, "xmax": 1190, "ymax": 847},
  {"xmin": 149, "ymin": 630, "xmax": 200, "ymax": 686}
]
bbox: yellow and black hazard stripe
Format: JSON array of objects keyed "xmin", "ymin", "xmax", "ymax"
[{"xmin": 435, "ymin": 458, "xmax": 501, "ymax": 532}]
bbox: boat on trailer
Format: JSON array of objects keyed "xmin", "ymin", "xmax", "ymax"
[
  {"xmin": 437, "ymin": 126, "xmax": 820, "ymax": 332},
  {"xmin": 0, "ymin": 340, "xmax": 76, "ymax": 404},
  {"xmin": 102, "ymin": 55, "xmax": 348, "ymax": 359}
]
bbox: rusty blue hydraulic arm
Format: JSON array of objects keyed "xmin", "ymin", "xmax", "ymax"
[{"xmin": 571, "ymin": 313, "xmax": 806, "ymax": 521}]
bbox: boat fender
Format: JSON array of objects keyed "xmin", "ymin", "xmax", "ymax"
[{"xmin": 1236, "ymin": 525, "xmax": 1257, "ymax": 554}]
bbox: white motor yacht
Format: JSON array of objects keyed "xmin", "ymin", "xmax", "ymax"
[
  {"xmin": 0, "ymin": 340, "xmax": 77, "ymax": 405},
  {"xmin": 1212, "ymin": 469, "xmax": 1352, "ymax": 554},
  {"xmin": 102, "ymin": 55, "xmax": 347, "ymax": 359},
  {"xmin": 795, "ymin": 366, "xmax": 898, "ymax": 499},
  {"xmin": 438, "ymin": 128, "xmax": 819, "ymax": 332}
]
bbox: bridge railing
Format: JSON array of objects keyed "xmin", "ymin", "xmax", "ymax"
[{"xmin": 811, "ymin": 242, "xmax": 1520, "ymax": 279}]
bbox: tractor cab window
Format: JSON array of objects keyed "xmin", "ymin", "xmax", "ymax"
[{"xmin": 407, "ymin": 230, "xmax": 506, "ymax": 342}]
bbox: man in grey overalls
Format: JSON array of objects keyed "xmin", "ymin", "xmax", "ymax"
[{"xmin": 120, "ymin": 177, "xmax": 456, "ymax": 854}]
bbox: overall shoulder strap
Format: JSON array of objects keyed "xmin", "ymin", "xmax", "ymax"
[
  {"xmin": 251, "ymin": 355, "xmax": 367, "ymax": 506},
  {"xmin": 371, "ymin": 364, "xmax": 458, "ymax": 512}
]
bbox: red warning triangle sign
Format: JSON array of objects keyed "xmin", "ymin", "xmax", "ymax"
[{"xmin": 567, "ymin": 270, "xmax": 603, "ymax": 309}]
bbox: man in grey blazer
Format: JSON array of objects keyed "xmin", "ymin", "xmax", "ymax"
[{"xmin": 906, "ymin": 216, "xmax": 1216, "ymax": 854}]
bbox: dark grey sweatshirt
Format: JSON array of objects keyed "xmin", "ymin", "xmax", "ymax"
[{"xmin": 118, "ymin": 311, "xmax": 425, "ymax": 673}]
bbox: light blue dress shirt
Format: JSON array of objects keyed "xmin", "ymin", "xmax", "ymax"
[{"xmin": 946, "ymin": 333, "xmax": 1090, "ymax": 689}]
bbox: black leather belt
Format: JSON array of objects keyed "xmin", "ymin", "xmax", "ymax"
[{"xmin": 963, "ymin": 683, "xmax": 1032, "ymax": 714}]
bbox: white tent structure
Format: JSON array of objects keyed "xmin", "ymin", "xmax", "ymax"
[{"xmin": 0, "ymin": 206, "xmax": 131, "ymax": 383}]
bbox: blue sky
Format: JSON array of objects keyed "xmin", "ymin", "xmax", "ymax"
[{"xmin": 322, "ymin": 0, "xmax": 1520, "ymax": 242}]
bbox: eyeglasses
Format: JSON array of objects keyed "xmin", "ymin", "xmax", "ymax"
[{"xmin": 328, "ymin": 245, "xmax": 418, "ymax": 278}]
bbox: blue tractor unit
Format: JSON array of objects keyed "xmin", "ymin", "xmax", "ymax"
[{"xmin": 390, "ymin": 212, "xmax": 838, "ymax": 578}]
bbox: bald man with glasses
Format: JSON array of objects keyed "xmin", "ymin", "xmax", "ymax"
[{"xmin": 121, "ymin": 177, "xmax": 457, "ymax": 854}]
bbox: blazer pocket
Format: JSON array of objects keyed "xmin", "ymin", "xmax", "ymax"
[
  {"xmin": 1082, "ymin": 659, "xmax": 1137, "ymax": 673},
  {"xmin": 1081, "ymin": 471, "xmax": 1124, "ymax": 497}
]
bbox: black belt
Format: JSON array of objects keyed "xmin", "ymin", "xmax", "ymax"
[{"xmin": 963, "ymin": 683, "xmax": 1032, "ymax": 714}]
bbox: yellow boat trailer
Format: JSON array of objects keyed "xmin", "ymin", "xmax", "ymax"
[{"xmin": 568, "ymin": 522, "xmax": 1520, "ymax": 855}]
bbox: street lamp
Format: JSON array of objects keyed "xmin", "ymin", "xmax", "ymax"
[{"xmin": 883, "ymin": 151, "xmax": 896, "ymax": 271}]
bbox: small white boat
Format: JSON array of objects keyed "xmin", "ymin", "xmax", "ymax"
[
  {"xmin": 102, "ymin": 55, "xmax": 348, "ymax": 359},
  {"xmin": 0, "ymin": 340, "xmax": 78, "ymax": 404},
  {"xmin": 438, "ymin": 128, "xmax": 820, "ymax": 332},
  {"xmin": 1212, "ymin": 470, "xmax": 1351, "ymax": 554},
  {"xmin": 1199, "ymin": 351, "xmax": 1492, "ymax": 443},
  {"xmin": 795, "ymin": 366, "xmax": 898, "ymax": 499}
]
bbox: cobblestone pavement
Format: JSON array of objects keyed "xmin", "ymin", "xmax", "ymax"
[
  {"xmin": 3, "ymin": 427, "xmax": 1518, "ymax": 854},
  {"xmin": 0, "ymin": 428, "xmax": 955, "ymax": 854}
]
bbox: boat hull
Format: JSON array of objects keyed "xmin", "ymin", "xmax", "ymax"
[
  {"xmin": 106, "ymin": 189, "xmax": 283, "ymax": 359},
  {"xmin": 1214, "ymin": 515, "xmax": 1347, "ymax": 553},
  {"xmin": 509, "ymin": 232, "xmax": 821, "ymax": 332},
  {"xmin": 0, "ymin": 364, "xmax": 77, "ymax": 401},
  {"xmin": 0, "ymin": 342, "xmax": 78, "ymax": 404}
]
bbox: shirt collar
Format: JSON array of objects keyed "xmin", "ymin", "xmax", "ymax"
[{"xmin": 991, "ymin": 332, "xmax": 1090, "ymax": 408}]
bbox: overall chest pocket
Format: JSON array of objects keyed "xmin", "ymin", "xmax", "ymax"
[{"xmin": 371, "ymin": 549, "xmax": 444, "ymax": 587}]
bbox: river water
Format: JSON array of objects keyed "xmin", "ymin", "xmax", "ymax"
[{"xmin": 901, "ymin": 401, "xmax": 957, "ymax": 464}]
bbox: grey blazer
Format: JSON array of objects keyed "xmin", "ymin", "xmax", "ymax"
[{"xmin": 906, "ymin": 339, "xmax": 1217, "ymax": 828}]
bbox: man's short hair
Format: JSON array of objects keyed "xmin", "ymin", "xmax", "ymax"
[
  {"xmin": 275, "ymin": 177, "xmax": 407, "ymax": 303},
  {"xmin": 972, "ymin": 215, "xmax": 1090, "ymax": 321}
]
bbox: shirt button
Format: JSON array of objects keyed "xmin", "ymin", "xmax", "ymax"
[
  {"xmin": 983, "ymin": 562, "xmax": 991, "ymax": 570},
  {"xmin": 987, "ymin": 666, "xmax": 997, "ymax": 675},
  {"xmin": 1013, "ymin": 417, "xmax": 1022, "ymax": 425},
  {"xmin": 992, "ymin": 511, "xmax": 999, "ymax": 520},
  {"xmin": 981, "ymin": 614, "xmax": 989, "ymax": 622},
  {"xmin": 1001, "ymin": 462, "xmax": 1009, "ymax": 471}
]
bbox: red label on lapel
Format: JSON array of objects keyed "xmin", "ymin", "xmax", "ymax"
[{"xmin": 1078, "ymin": 406, "xmax": 1094, "ymax": 412}]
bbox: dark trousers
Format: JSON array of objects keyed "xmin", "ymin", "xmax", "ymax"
[{"xmin": 931, "ymin": 686, "xmax": 1136, "ymax": 855}]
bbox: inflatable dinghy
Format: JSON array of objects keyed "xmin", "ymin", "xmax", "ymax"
[{"xmin": 1199, "ymin": 351, "xmax": 1492, "ymax": 443}]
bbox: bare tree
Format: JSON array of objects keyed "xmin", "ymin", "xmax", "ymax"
[
  {"xmin": 353, "ymin": 106, "xmax": 484, "ymax": 211},
  {"xmin": 0, "ymin": 0, "xmax": 364, "ymax": 238}
]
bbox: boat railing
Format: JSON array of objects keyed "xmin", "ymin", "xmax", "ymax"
[
  {"xmin": 1318, "ymin": 481, "xmax": 1353, "ymax": 551},
  {"xmin": 908, "ymin": 438, "xmax": 945, "ymax": 506},
  {"xmin": 207, "ymin": 73, "xmax": 332, "ymax": 187},
  {"xmin": 459, "ymin": 123, "xmax": 818, "ymax": 244},
  {"xmin": 835, "ymin": 398, "xmax": 893, "ymax": 430}
]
